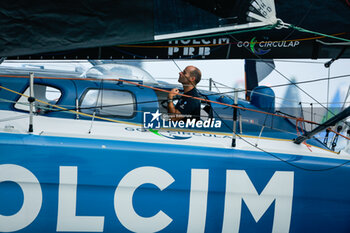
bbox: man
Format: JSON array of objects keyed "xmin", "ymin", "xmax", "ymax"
[{"xmin": 167, "ymin": 65, "xmax": 201, "ymax": 122}]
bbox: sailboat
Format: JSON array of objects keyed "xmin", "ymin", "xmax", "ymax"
[{"xmin": 0, "ymin": 1, "xmax": 350, "ymax": 233}]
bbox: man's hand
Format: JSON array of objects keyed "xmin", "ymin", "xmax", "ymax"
[
  {"xmin": 168, "ymin": 88, "xmax": 179, "ymax": 99},
  {"xmin": 167, "ymin": 88, "xmax": 183, "ymax": 121}
]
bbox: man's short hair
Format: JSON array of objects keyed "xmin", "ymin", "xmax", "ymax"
[{"xmin": 189, "ymin": 67, "xmax": 201, "ymax": 84}]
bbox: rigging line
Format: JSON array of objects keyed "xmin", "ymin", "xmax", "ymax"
[
  {"xmin": 342, "ymin": 87, "xmax": 350, "ymax": 112},
  {"xmin": 327, "ymin": 67, "xmax": 331, "ymax": 111},
  {"xmin": 2, "ymin": 82, "xmax": 347, "ymax": 144},
  {"xmin": 171, "ymin": 59, "xmax": 182, "ymax": 72},
  {"xmin": 89, "ymin": 77, "xmax": 104, "ymax": 133},
  {"xmin": 2, "ymin": 72, "xmax": 349, "ymax": 100},
  {"xmin": 166, "ymin": 59, "xmax": 306, "ymax": 134},
  {"xmin": 227, "ymin": 33, "xmax": 347, "ymax": 118},
  {"xmin": 5, "ymin": 99, "xmax": 76, "ymax": 110},
  {"xmin": 0, "ymin": 86, "xmax": 301, "ymax": 138},
  {"xmin": 0, "ymin": 97, "xmax": 18, "ymax": 104},
  {"xmin": 280, "ymin": 0, "xmax": 314, "ymax": 41},
  {"xmin": 269, "ymin": 74, "xmax": 350, "ymax": 89},
  {"xmin": 117, "ymin": 33, "xmax": 347, "ymax": 49},
  {"xmin": 211, "ymin": 80, "xmax": 315, "ymax": 105},
  {"xmin": 0, "ymin": 76, "xmax": 336, "ymax": 126},
  {"xmin": 225, "ymin": 33, "xmax": 350, "ymax": 129},
  {"xmin": 204, "ymin": 74, "xmax": 350, "ymax": 97},
  {"xmin": 0, "ymin": 115, "xmax": 28, "ymax": 123},
  {"xmin": 0, "ymin": 85, "xmax": 135, "ymax": 125},
  {"xmin": 211, "ymin": 87, "xmax": 337, "ymax": 108},
  {"xmin": 167, "ymin": 60, "xmax": 350, "ymax": 170},
  {"xmin": 21, "ymin": 94, "xmax": 303, "ymax": 135},
  {"xmin": 328, "ymin": 128, "xmax": 350, "ymax": 141},
  {"xmin": 311, "ymin": 101, "xmax": 350, "ymax": 105},
  {"xmin": 0, "ymin": 96, "xmax": 324, "ymax": 138},
  {"xmin": 52, "ymin": 98, "xmax": 175, "ymax": 112},
  {"xmin": 212, "ymin": 81, "xmax": 221, "ymax": 93},
  {"xmin": 210, "ymin": 106, "xmax": 350, "ymax": 172},
  {"xmin": 3, "ymin": 78, "xmax": 321, "ymax": 126},
  {"xmin": 0, "ymin": 86, "xmax": 320, "ymax": 139},
  {"xmin": 289, "ymin": 25, "xmax": 350, "ymax": 43},
  {"xmin": 212, "ymin": 83, "xmax": 319, "ymax": 108},
  {"xmin": 42, "ymin": 101, "xmax": 311, "ymax": 135}
]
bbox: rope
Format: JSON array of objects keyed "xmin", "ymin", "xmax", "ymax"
[
  {"xmin": 290, "ymin": 25, "xmax": 350, "ymax": 43},
  {"xmin": 274, "ymin": 19, "xmax": 350, "ymax": 43},
  {"xmin": 0, "ymin": 85, "xmax": 137, "ymax": 126},
  {"xmin": 295, "ymin": 117, "xmax": 313, "ymax": 151},
  {"xmin": 205, "ymin": 74, "xmax": 350, "ymax": 99},
  {"xmin": 0, "ymin": 74, "xmax": 320, "ymax": 125},
  {"xmin": 1, "ymin": 74, "xmax": 349, "ymax": 141},
  {"xmin": 328, "ymin": 128, "xmax": 350, "ymax": 141},
  {"xmin": 117, "ymin": 33, "xmax": 347, "ymax": 48},
  {"xmin": 211, "ymin": 103, "xmax": 350, "ymax": 172},
  {"xmin": 225, "ymin": 32, "xmax": 350, "ymax": 130}
]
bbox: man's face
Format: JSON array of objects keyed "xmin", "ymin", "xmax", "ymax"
[{"xmin": 178, "ymin": 67, "xmax": 193, "ymax": 84}]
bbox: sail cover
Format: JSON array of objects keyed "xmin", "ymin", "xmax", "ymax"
[
  {"xmin": 0, "ymin": 0, "xmax": 349, "ymax": 59},
  {"xmin": 153, "ymin": 0, "xmax": 277, "ymax": 40},
  {"xmin": 0, "ymin": 0, "xmax": 154, "ymax": 57}
]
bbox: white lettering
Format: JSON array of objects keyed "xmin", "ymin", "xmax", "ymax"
[
  {"xmin": 214, "ymin": 121, "xmax": 222, "ymax": 128},
  {"xmin": 204, "ymin": 47, "xmax": 210, "ymax": 56},
  {"xmin": 172, "ymin": 121, "xmax": 178, "ymax": 127},
  {"xmin": 178, "ymin": 120, "xmax": 184, "ymax": 127},
  {"xmin": 168, "ymin": 40, "xmax": 179, "ymax": 45},
  {"xmin": 222, "ymin": 170, "xmax": 294, "ymax": 233},
  {"xmin": 162, "ymin": 119, "xmax": 221, "ymax": 128},
  {"xmin": 114, "ymin": 167, "xmax": 174, "ymax": 232},
  {"xmin": 168, "ymin": 47, "xmax": 180, "ymax": 56},
  {"xmin": 184, "ymin": 47, "xmax": 195, "ymax": 56},
  {"xmin": 196, "ymin": 120, "xmax": 203, "ymax": 128},
  {"xmin": 219, "ymin": 38, "xmax": 230, "ymax": 44},
  {"xmin": 181, "ymin": 40, "xmax": 191, "ymax": 44},
  {"xmin": 0, "ymin": 164, "xmax": 42, "ymax": 232},
  {"xmin": 187, "ymin": 169, "xmax": 209, "ymax": 233},
  {"xmin": 286, "ymin": 41, "xmax": 292, "ymax": 47},
  {"xmin": 186, "ymin": 119, "xmax": 196, "ymax": 128},
  {"xmin": 201, "ymin": 39, "xmax": 211, "ymax": 45},
  {"xmin": 203, "ymin": 119, "xmax": 211, "ymax": 128},
  {"xmin": 192, "ymin": 39, "xmax": 201, "ymax": 45},
  {"xmin": 199, "ymin": 47, "xmax": 211, "ymax": 56},
  {"xmin": 173, "ymin": 47, "xmax": 179, "ymax": 54},
  {"xmin": 57, "ymin": 166, "xmax": 104, "ymax": 232}
]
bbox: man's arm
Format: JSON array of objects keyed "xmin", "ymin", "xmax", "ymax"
[{"xmin": 168, "ymin": 88, "xmax": 185, "ymax": 121}]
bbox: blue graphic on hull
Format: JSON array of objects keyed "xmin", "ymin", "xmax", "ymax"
[{"xmin": 1, "ymin": 132, "xmax": 350, "ymax": 233}]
